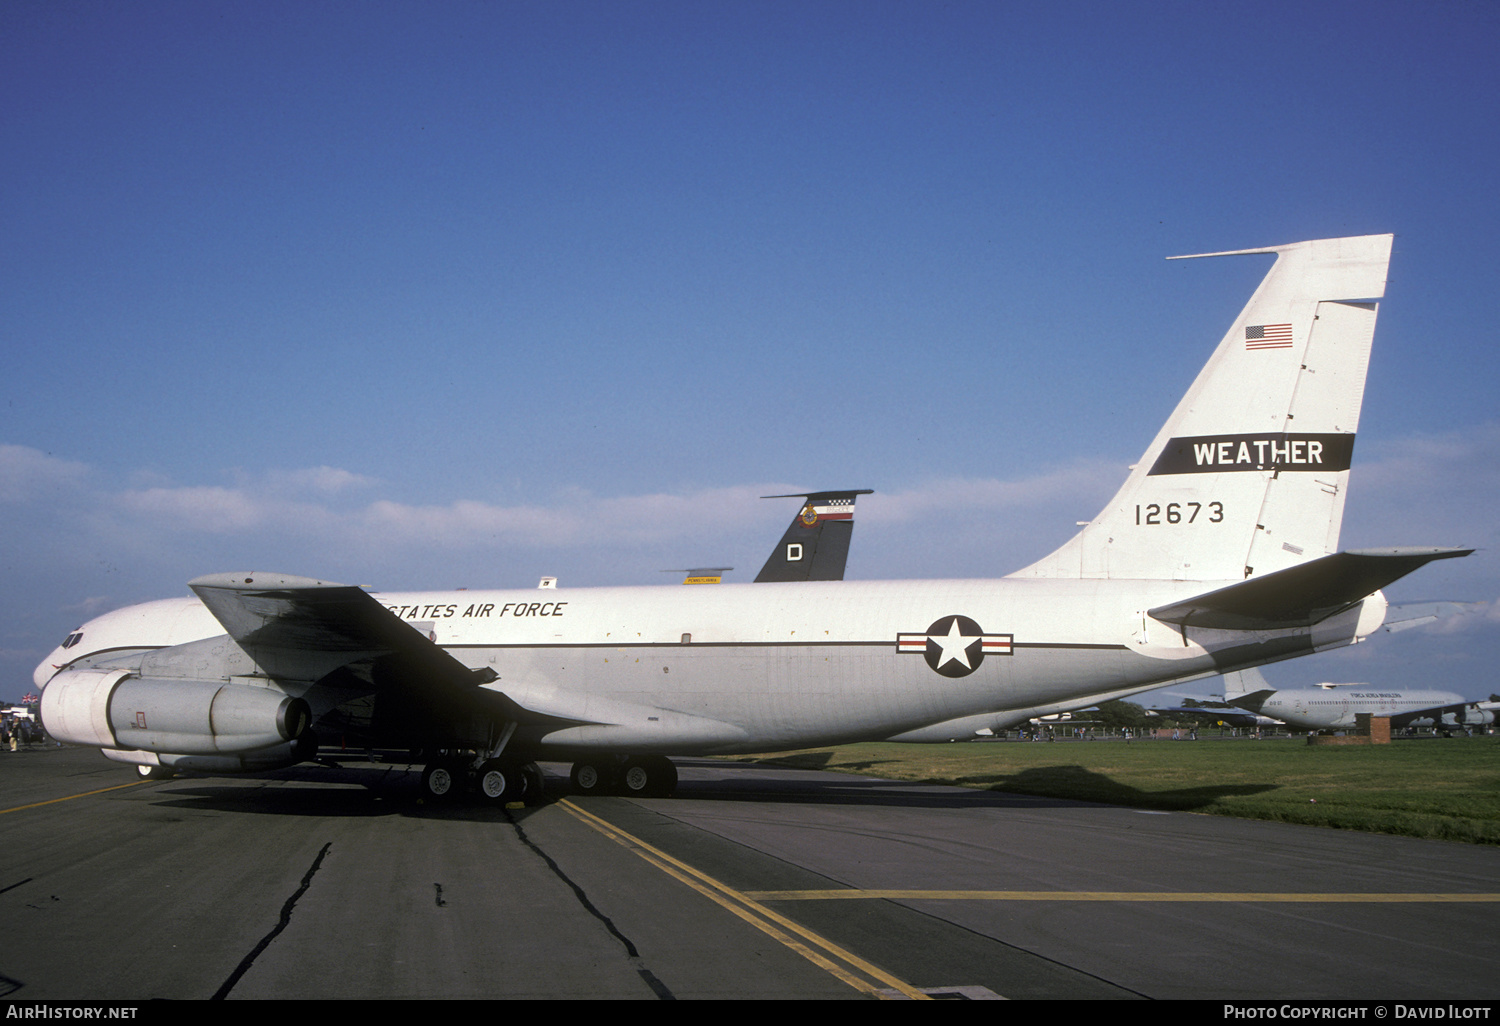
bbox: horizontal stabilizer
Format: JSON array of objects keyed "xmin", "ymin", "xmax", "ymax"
[
  {"xmin": 1148, "ymin": 548, "xmax": 1472, "ymax": 631},
  {"xmin": 1227, "ymin": 690, "xmax": 1278, "ymax": 713}
]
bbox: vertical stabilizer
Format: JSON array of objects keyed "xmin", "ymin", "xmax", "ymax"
[
  {"xmin": 1222, "ymin": 666, "xmax": 1271, "ymax": 700},
  {"xmin": 1013, "ymin": 234, "xmax": 1393, "ymax": 582},
  {"xmin": 755, "ymin": 490, "xmax": 873, "ymax": 582}
]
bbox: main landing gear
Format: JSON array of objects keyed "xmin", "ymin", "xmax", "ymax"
[
  {"xmin": 568, "ymin": 755, "xmax": 678, "ymax": 798},
  {"xmin": 419, "ymin": 756, "xmax": 547, "ymax": 806},
  {"xmin": 416, "ymin": 753, "xmax": 679, "ymax": 802}
]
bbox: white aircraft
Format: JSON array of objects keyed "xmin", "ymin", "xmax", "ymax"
[
  {"xmin": 1224, "ymin": 667, "xmax": 1495, "ymax": 734},
  {"xmin": 34, "ymin": 234, "xmax": 1469, "ymax": 801}
]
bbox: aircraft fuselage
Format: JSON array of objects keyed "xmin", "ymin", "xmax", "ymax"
[
  {"xmin": 1246, "ymin": 688, "xmax": 1491, "ymax": 731},
  {"xmin": 37, "ymin": 576, "xmax": 1385, "ymax": 758}
]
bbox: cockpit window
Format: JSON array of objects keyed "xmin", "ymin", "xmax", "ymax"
[{"xmin": 61, "ymin": 632, "xmax": 84, "ymax": 649}]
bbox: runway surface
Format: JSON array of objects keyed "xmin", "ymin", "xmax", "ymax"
[{"xmin": 2, "ymin": 744, "xmax": 1496, "ymax": 1000}]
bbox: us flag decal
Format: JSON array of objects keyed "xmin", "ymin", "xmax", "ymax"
[{"xmin": 1245, "ymin": 324, "xmax": 1293, "ymax": 349}]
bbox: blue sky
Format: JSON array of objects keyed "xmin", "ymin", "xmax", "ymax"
[{"xmin": 4, "ymin": 0, "xmax": 1498, "ymax": 702}]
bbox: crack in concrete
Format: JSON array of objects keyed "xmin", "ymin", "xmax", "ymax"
[
  {"xmin": 506, "ymin": 809, "xmax": 674, "ymax": 1000},
  {"xmin": 212, "ymin": 842, "xmax": 332, "ymax": 1000}
]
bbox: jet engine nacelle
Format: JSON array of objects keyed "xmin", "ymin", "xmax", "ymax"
[
  {"xmin": 40, "ymin": 668, "xmax": 310, "ymax": 755},
  {"xmin": 102, "ymin": 742, "xmax": 312, "ymax": 774},
  {"xmin": 1442, "ymin": 707, "xmax": 1495, "ymax": 727}
]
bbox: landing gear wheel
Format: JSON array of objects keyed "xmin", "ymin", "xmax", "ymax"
[
  {"xmin": 570, "ymin": 760, "xmax": 614, "ymax": 795},
  {"xmin": 476, "ymin": 760, "xmax": 520, "ymax": 804},
  {"xmin": 136, "ymin": 764, "xmax": 174, "ymax": 780},
  {"xmin": 521, "ymin": 762, "xmax": 548, "ymax": 805},
  {"xmin": 421, "ymin": 761, "xmax": 463, "ymax": 801},
  {"xmin": 619, "ymin": 756, "xmax": 678, "ymax": 798}
]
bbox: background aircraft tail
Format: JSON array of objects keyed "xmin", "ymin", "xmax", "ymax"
[
  {"xmin": 1014, "ymin": 235, "xmax": 1393, "ymax": 582},
  {"xmin": 1221, "ymin": 666, "xmax": 1271, "ymax": 700},
  {"xmin": 755, "ymin": 489, "xmax": 873, "ymax": 582}
]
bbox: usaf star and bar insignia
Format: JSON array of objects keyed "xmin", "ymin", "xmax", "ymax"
[{"xmin": 897, "ymin": 615, "xmax": 1012, "ymax": 678}]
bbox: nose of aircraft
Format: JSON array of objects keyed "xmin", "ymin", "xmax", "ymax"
[
  {"xmin": 34, "ymin": 630, "xmax": 80, "ymax": 690},
  {"xmin": 34, "ymin": 651, "xmax": 60, "ymax": 690}
]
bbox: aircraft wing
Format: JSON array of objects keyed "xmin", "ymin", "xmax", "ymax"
[
  {"xmin": 189, "ymin": 572, "xmax": 484, "ymax": 685},
  {"xmin": 187, "ymin": 573, "xmax": 582, "ymax": 739},
  {"xmin": 1386, "ymin": 700, "xmax": 1494, "ymax": 730},
  {"xmin": 1148, "ymin": 548, "xmax": 1472, "ymax": 631},
  {"xmin": 1149, "ymin": 706, "xmax": 1274, "ymax": 729}
]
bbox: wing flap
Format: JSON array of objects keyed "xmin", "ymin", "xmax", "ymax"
[{"xmin": 1148, "ymin": 548, "xmax": 1472, "ymax": 631}]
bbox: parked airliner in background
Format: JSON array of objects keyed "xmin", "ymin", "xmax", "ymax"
[
  {"xmin": 35, "ymin": 234, "xmax": 1469, "ymax": 800},
  {"xmin": 1225, "ymin": 667, "xmax": 1495, "ymax": 735}
]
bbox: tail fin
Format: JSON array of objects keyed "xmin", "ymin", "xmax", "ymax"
[
  {"xmin": 1014, "ymin": 234, "xmax": 1393, "ymax": 582},
  {"xmin": 1221, "ymin": 666, "xmax": 1271, "ymax": 700},
  {"xmin": 754, "ymin": 489, "xmax": 873, "ymax": 582}
]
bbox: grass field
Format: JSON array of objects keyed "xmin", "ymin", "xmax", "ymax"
[{"xmin": 728, "ymin": 735, "xmax": 1500, "ymax": 844}]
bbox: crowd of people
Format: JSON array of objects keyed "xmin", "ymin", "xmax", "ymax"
[{"xmin": 1, "ymin": 710, "xmax": 46, "ymax": 752}]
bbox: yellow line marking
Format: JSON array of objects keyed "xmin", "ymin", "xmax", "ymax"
[
  {"xmin": 559, "ymin": 799, "xmax": 931, "ymax": 1000},
  {"xmin": 1, "ymin": 780, "xmax": 147, "ymax": 815},
  {"xmin": 744, "ymin": 890, "xmax": 1500, "ymax": 902}
]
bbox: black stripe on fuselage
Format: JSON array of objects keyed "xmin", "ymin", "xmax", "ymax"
[{"xmin": 439, "ymin": 640, "xmax": 1129, "ymax": 652}]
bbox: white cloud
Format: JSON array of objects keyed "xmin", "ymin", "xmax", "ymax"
[
  {"xmin": 9, "ymin": 427, "xmax": 1496, "ymax": 587},
  {"xmin": 0, "ymin": 444, "xmax": 88, "ymax": 502},
  {"xmin": 119, "ymin": 485, "xmax": 269, "ymax": 533},
  {"xmin": 263, "ymin": 466, "xmax": 379, "ymax": 494},
  {"xmin": 863, "ymin": 461, "xmax": 1120, "ymax": 525},
  {"xmin": 1425, "ymin": 598, "xmax": 1500, "ymax": 635},
  {"xmin": 1346, "ymin": 422, "xmax": 1500, "ymax": 546},
  {"xmin": 5, "ymin": 427, "xmax": 1499, "ymax": 698},
  {"xmin": 63, "ymin": 596, "xmax": 118, "ymax": 617},
  {"xmin": 0, "ymin": 451, "xmax": 1147, "ymax": 587},
  {"xmin": 356, "ymin": 484, "xmax": 780, "ymax": 549}
]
